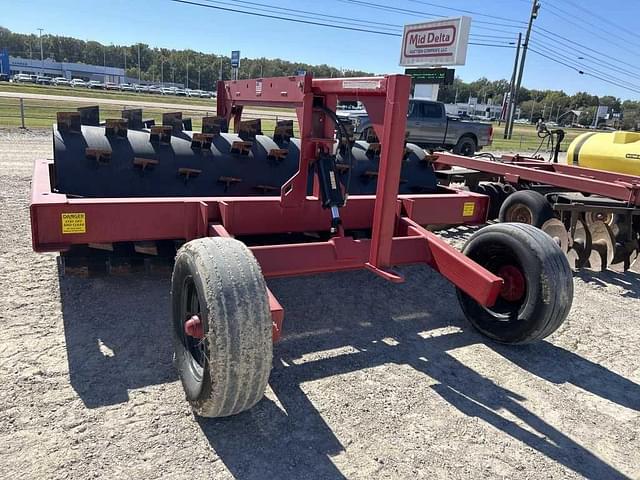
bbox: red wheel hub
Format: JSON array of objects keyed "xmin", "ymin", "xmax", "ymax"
[
  {"xmin": 184, "ymin": 315, "xmax": 204, "ymax": 339},
  {"xmin": 497, "ymin": 265, "xmax": 526, "ymax": 302}
]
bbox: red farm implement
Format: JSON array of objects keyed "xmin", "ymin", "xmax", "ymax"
[
  {"xmin": 30, "ymin": 74, "xmax": 573, "ymax": 417},
  {"xmin": 432, "ymin": 151, "xmax": 640, "ymax": 271}
]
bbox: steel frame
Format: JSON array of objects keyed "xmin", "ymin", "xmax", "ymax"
[
  {"xmin": 433, "ymin": 152, "xmax": 640, "ymax": 206},
  {"xmin": 31, "ymin": 74, "xmax": 505, "ymax": 341}
]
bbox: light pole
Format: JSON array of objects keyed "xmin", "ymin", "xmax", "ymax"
[
  {"xmin": 37, "ymin": 28, "xmax": 44, "ymax": 75},
  {"xmin": 198, "ymin": 63, "xmax": 201, "ymax": 90},
  {"xmin": 137, "ymin": 44, "xmax": 141, "ymax": 82},
  {"xmin": 186, "ymin": 60, "xmax": 189, "ymax": 89},
  {"xmin": 161, "ymin": 58, "xmax": 164, "ymax": 86}
]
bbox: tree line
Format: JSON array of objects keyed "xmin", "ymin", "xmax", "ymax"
[
  {"xmin": 0, "ymin": 26, "xmax": 370, "ymax": 89},
  {"xmin": 439, "ymin": 77, "xmax": 639, "ymax": 130},
  {"xmin": 1, "ymin": 27, "xmax": 638, "ymax": 129}
]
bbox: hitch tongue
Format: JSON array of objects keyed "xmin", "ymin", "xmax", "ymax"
[{"xmin": 316, "ymin": 152, "xmax": 345, "ymax": 233}]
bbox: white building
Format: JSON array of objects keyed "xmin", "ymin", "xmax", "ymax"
[{"xmin": 8, "ymin": 56, "xmax": 126, "ymax": 83}]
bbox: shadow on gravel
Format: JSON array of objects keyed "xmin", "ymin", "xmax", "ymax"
[
  {"xmin": 575, "ymin": 269, "xmax": 640, "ymax": 300},
  {"xmin": 59, "ymin": 273, "xmax": 176, "ymax": 408},
  {"xmin": 197, "ymin": 265, "xmax": 630, "ymax": 480}
]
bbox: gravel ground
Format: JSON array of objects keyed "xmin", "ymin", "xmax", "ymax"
[{"xmin": 1, "ymin": 129, "xmax": 638, "ymax": 479}]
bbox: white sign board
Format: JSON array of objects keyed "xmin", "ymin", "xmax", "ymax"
[{"xmin": 400, "ymin": 16, "xmax": 471, "ymax": 67}]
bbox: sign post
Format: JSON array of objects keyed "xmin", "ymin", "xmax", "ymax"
[
  {"xmin": 400, "ymin": 17, "xmax": 471, "ymax": 101},
  {"xmin": 230, "ymin": 50, "xmax": 240, "ymax": 81}
]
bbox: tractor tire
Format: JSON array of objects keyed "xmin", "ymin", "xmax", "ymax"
[
  {"xmin": 456, "ymin": 223, "xmax": 573, "ymax": 344},
  {"xmin": 498, "ymin": 190, "xmax": 554, "ymax": 227},
  {"xmin": 171, "ymin": 237, "xmax": 272, "ymax": 417},
  {"xmin": 453, "ymin": 135, "xmax": 477, "ymax": 157}
]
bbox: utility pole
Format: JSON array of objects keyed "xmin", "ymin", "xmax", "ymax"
[
  {"xmin": 198, "ymin": 64, "xmax": 201, "ymax": 89},
  {"xmin": 504, "ymin": 33, "xmax": 522, "ymax": 139},
  {"xmin": 124, "ymin": 49, "xmax": 127, "ymax": 71},
  {"xmin": 103, "ymin": 47, "xmax": 107, "ymax": 82},
  {"xmin": 186, "ymin": 60, "xmax": 189, "ymax": 89},
  {"xmin": 37, "ymin": 28, "xmax": 44, "ymax": 75},
  {"xmin": 508, "ymin": 0, "xmax": 540, "ymax": 137},
  {"xmin": 161, "ymin": 59, "xmax": 164, "ymax": 86}
]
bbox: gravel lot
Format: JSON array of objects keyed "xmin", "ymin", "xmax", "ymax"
[{"xmin": 1, "ymin": 129, "xmax": 638, "ymax": 479}]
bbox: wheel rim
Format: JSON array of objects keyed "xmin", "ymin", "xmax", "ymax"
[
  {"xmin": 471, "ymin": 244, "xmax": 528, "ymax": 321},
  {"xmin": 178, "ymin": 275, "xmax": 206, "ymax": 388},
  {"xmin": 506, "ymin": 204, "xmax": 533, "ymax": 224},
  {"xmin": 461, "ymin": 142, "xmax": 474, "ymax": 156},
  {"xmin": 497, "ymin": 265, "xmax": 526, "ymax": 302}
]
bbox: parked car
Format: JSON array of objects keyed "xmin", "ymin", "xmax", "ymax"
[
  {"xmin": 338, "ymin": 99, "xmax": 494, "ymax": 156},
  {"xmin": 161, "ymin": 87, "xmax": 176, "ymax": 95},
  {"xmin": 104, "ymin": 82, "xmax": 119, "ymax": 90},
  {"xmin": 148, "ymin": 85, "xmax": 161, "ymax": 94},
  {"xmin": 52, "ymin": 77, "xmax": 70, "ymax": 86},
  {"xmin": 173, "ymin": 88, "xmax": 187, "ymax": 96},
  {"xmin": 119, "ymin": 83, "xmax": 135, "ymax": 92},
  {"xmin": 0, "ymin": 73, "xmax": 9, "ymax": 82},
  {"xmin": 87, "ymin": 80, "xmax": 105, "ymax": 89},
  {"xmin": 33, "ymin": 76, "xmax": 51, "ymax": 85},
  {"xmin": 70, "ymin": 79, "xmax": 87, "ymax": 88},
  {"xmin": 12, "ymin": 73, "xmax": 34, "ymax": 83}
]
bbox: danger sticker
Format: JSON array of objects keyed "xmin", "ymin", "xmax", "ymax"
[
  {"xmin": 462, "ymin": 202, "xmax": 475, "ymax": 217},
  {"xmin": 61, "ymin": 213, "xmax": 86, "ymax": 234}
]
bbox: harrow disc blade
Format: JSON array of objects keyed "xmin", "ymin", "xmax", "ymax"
[
  {"xmin": 567, "ymin": 218, "xmax": 592, "ymax": 270},
  {"xmin": 611, "ymin": 238, "xmax": 640, "ymax": 272},
  {"xmin": 541, "ymin": 218, "xmax": 570, "ymax": 253},
  {"xmin": 585, "ymin": 210, "xmax": 615, "ymax": 228},
  {"xmin": 588, "ymin": 220, "xmax": 616, "ymax": 272}
]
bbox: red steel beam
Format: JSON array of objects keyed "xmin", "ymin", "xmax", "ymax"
[
  {"xmin": 365, "ymin": 74, "xmax": 412, "ymax": 279},
  {"xmin": 434, "ymin": 152, "xmax": 640, "ymax": 205}
]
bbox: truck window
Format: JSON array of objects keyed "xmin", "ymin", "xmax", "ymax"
[
  {"xmin": 423, "ymin": 103, "xmax": 442, "ymax": 119},
  {"xmin": 408, "ymin": 102, "xmax": 417, "ymax": 118}
]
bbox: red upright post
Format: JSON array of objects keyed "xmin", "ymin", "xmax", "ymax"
[{"xmin": 366, "ymin": 75, "xmax": 411, "ymax": 280}]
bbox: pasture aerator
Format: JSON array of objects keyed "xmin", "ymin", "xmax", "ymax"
[{"xmin": 30, "ymin": 74, "xmax": 573, "ymax": 417}]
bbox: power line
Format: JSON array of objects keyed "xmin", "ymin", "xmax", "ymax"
[
  {"xmin": 538, "ymin": 4, "xmax": 640, "ymax": 57},
  {"xmin": 405, "ymin": 0, "xmax": 527, "ymax": 26},
  {"xmin": 529, "ymin": 40, "xmax": 640, "ymax": 92},
  {"xmin": 529, "ymin": 38, "xmax": 640, "ymax": 91},
  {"xmin": 171, "ymin": 0, "xmax": 517, "ymax": 49},
  {"xmin": 336, "ymin": 0, "xmax": 526, "ymax": 30},
  {"xmin": 545, "ymin": 0, "xmax": 639, "ymax": 43},
  {"xmin": 199, "ymin": 0, "xmax": 516, "ymax": 41},
  {"xmin": 528, "ymin": 47, "xmax": 640, "ymax": 96},
  {"xmin": 531, "ymin": 30, "xmax": 640, "ymax": 78},
  {"xmin": 533, "ymin": 26, "xmax": 640, "ymax": 75}
]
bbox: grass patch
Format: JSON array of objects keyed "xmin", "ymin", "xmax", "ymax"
[{"xmin": 489, "ymin": 122, "xmax": 584, "ymax": 152}]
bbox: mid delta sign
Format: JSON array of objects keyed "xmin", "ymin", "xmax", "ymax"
[{"xmin": 400, "ymin": 16, "xmax": 471, "ymax": 67}]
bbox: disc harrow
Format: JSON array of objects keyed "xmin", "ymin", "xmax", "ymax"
[{"xmin": 433, "ymin": 152, "xmax": 640, "ymax": 272}]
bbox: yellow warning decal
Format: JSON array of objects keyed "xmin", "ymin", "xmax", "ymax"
[
  {"xmin": 462, "ymin": 202, "xmax": 475, "ymax": 217},
  {"xmin": 61, "ymin": 213, "xmax": 86, "ymax": 234}
]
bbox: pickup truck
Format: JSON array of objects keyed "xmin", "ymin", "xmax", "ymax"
[{"xmin": 338, "ymin": 99, "xmax": 493, "ymax": 156}]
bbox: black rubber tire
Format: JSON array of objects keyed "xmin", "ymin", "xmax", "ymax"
[
  {"xmin": 498, "ymin": 190, "xmax": 554, "ymax": 227},
  {"xmin": 456, "ymin": 223, "xmax": 573, "ymax": 344},
  {"xmin": 171, "ymin": 237, "xmax": 272, "ymax": 417},
  {"xmin": 453, "ymin": 135, "xmax": 477, "ymax": 156},
  {"xmin": 483, "ymin": 183, "xmax": 502, "ymax": 220}
]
